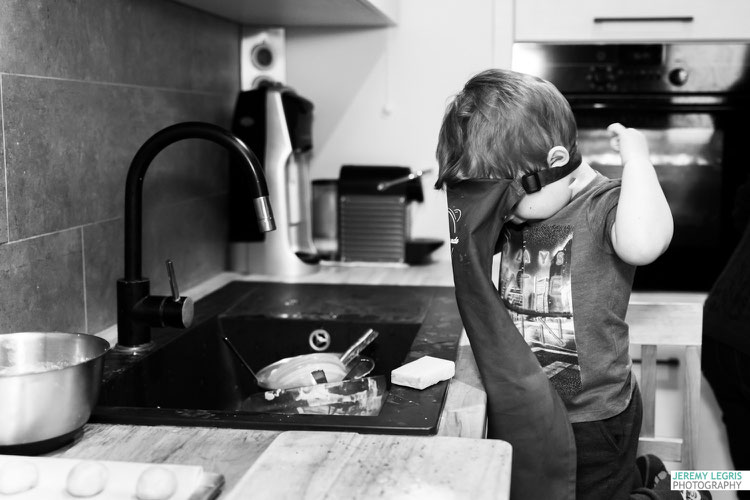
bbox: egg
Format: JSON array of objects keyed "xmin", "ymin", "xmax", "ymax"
[
  {"xmin": 136, "ymin": 466, "xmax": 178, "ymax": 500},
  {"xmin": 0, "ymin": 460, "xmax": 39, "ymax": 495},
  {"xmin": 66, "ymin": 460, "xmax": 109, "ymax": 497}
]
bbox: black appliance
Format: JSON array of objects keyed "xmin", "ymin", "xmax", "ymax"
[{"xmin": 513, "ymin": 43, "xmax": 750, "ymax": 291}]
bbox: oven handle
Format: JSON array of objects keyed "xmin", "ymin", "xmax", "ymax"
[{"xmin": 567, "ymin": 101, "xmax": 745, "ymax": 113}]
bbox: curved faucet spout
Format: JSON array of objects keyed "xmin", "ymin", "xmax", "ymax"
[
  {"xmin": 118, "ymin": 121, "xmax": 275, "ymax": 348},
  {"xmin": 124, "ymin": 121, "xmax": 275, "ymax": 281}
]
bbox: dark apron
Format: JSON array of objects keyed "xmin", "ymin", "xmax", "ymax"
[{"xmin": 447, "ymin": 179, "xmax": 576, "ymax": 500}]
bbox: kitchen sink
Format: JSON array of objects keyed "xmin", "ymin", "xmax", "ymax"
[
  {"xmin": 97, "ymin": 317, "xmax": 418, "ymax": 411},
  {"xmin": 91, "ymin": 281, "xmax": 462, "ymax": 435}
]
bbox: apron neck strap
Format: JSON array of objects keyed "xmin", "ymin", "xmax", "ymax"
[{"xmin": 519, "ymin": 149, "xmax": 582, "ymax": 194}]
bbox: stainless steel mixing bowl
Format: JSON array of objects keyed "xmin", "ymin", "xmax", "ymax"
[{"xmin": 0, "ymin": 332, "xmax": 110, "ymax": 453}]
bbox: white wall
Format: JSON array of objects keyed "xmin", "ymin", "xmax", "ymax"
[{"xmin": 286, "ymin": 0, "xmax": 514, "ymax": 261}]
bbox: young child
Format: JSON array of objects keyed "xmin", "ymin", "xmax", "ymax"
[{"xmin": 435, "ymin": 68, "xmax": 696, "ymax": 500}]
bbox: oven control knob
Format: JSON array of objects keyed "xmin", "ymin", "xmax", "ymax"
[{"xmin": 668, "ymin": 67, "xmax": 689, "ymax": 86}]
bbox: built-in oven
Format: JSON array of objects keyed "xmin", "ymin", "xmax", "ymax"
[{"xmin": 512, "ymin": 43, "xmax": 750, "ymax": 291}]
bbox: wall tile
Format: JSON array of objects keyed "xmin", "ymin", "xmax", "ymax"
[
  {"xmin": 3, "ymin": 75, "xmax": 234, "ymax": 241},
  {"xmin": 0, "ymin": 0, "xmax": 240, "ymax": 335},
  {"xmin": 0, "ymin": 97, "xmax": 6, "ymax": 244},
  {"xmin": 0, "ymin": 0, "xmax": 239, "ymax": 93},
  {"xmin": 142, "ymin": 194, "xmax": 229, "ymax": 297},
  {"xmin": 84, "ymin": 194, "xmax": 227, "ymax": 333},
  {"xmin": 0, "ymin": 228, "xmax": 85, "ymax": 333},
  {"xmin": 82, "ymin": 218, "xmax": 122, "ymax": 334}
]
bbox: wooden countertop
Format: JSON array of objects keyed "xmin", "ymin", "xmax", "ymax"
[
  {"xmin": 49, "ymin": 426, "xmax": 511, "ymax": 499},
  {"xmin": 223, "ymin": 431, "xmax": 511, "ymax": 499},
  {"xmin": 79, "ymin": 259, "xmax": 703, "ymax": 498}
]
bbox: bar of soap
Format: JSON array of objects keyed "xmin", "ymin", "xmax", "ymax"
[{"xmin": 391, "ymin": 356, "xmax": 455, "ymax": 390}]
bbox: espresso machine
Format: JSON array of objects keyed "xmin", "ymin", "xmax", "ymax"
[{"xmin": 228, "ymin": 84, "xmax": 319, "ymax": 275}]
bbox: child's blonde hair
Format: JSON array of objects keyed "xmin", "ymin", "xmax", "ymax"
[{"xmin": 435, "ymin": 68, "xmax": 579, "ymax": 189}]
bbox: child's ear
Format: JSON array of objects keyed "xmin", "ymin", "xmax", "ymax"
[{"xmin": 547, "ymin": 146, "xmax": 570, "ymax": 168}]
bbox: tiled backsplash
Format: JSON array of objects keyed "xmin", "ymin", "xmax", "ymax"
[{"xmin": 0, "ymin": 0, "xmax": 240, "ymax": 334}]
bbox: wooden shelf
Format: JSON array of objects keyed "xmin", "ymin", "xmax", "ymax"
[{"xmin": 173, "ymin": 0, "xmax": 397, "ymax": 27}]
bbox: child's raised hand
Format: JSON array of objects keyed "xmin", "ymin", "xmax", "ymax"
[
  {"xmin": 607, "ymin": 123, "xmax": 650, "ymax": 165},
  {"xmin": 606, "ymin": 123, "xmax": 672, "ymax": 265}
]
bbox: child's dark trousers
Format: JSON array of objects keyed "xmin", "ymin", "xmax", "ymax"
[{"xmin": 572, "ymin": 382, "xmax": 643, "ymax": 500}]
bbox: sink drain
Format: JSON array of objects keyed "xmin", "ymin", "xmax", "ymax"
[{"xmin": 308, "ymin": 329, "xmax": 331, "ymax": 351}]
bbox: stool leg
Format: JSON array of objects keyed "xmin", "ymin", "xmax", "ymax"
[
  {"xmin": 683, "ymin": 346, "xmax": 701, "ymax": 469},
  {"xmin": 641, "ymin": 345, "xmax": 658, "ymax": 438}
]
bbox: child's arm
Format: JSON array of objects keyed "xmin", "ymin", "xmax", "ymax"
[{"xmin": 607, "ymin": 122, "xmax": 674, "ymax": 266}]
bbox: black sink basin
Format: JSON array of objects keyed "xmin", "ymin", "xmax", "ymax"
[
  {"xmin": 97, "ymin": 317, "xmax": 419, "ymax": 410},
  {"xmin": 92, "ymin": 281, "xmax": 462, "ymax": 435}
]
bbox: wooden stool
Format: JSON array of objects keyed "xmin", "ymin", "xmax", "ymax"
[{"xmin": 627, "ymin": 293, "xmax": 706, "ymax": 470}]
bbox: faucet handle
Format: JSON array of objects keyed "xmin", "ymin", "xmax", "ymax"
[
  {"xmin": 166, "ymin": 259, "xmax": 180, "ymax": 301},
  {"xmin": 162, "ymin": 295, "xmax": 194, "ymax": 329},
  {"xmin": 162, "ymin": 259, "xmax": 194, "ymax": 329}
]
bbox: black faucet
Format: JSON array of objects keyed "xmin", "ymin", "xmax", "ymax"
[{"xmin": 116, "ymin": 122, "xmax": 275, "ymax": 348}]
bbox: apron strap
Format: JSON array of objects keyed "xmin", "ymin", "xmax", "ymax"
[{"xmin": 520, "ymin": 148, "xmax": 583, "ymax": 194}]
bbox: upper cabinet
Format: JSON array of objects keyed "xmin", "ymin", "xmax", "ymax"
[
  {"xmin": 173, "ymin": 0, "xmax": 398, "ymax": 27},
  {"xmin": 515, "ymin": 0, "xmax": 750, "ymax": 42}
]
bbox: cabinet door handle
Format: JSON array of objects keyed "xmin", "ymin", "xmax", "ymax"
[{"xmin": 593, "ymin": 16, "xmax": 694, "ymax": 23}]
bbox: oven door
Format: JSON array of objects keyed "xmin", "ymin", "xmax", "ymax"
[{"xmin": 570, "ymin": 97, "xmax": 747, "ymax": 291}]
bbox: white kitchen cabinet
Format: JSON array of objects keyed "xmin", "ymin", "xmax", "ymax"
[
  {"xmin": 173, "ymin": 0, "xmax": 397, "ymax": 27},
  {"xmin": 514, "ymin": 0, "xmax": 750, "ymax": 42}
]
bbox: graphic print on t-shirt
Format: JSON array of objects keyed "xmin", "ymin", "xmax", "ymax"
[{"xmin": 499, "ymin": 224, "xmax": 582, "ymax": 401}]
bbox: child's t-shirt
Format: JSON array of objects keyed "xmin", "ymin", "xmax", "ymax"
[{"xmin": 498, "ymin": 172, "xmax": 636, "ymax": 423}]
